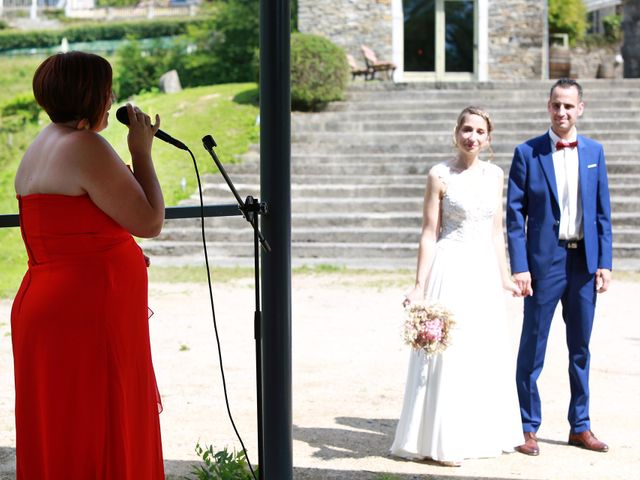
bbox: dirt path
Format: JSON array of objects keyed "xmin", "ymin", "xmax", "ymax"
[{"xmin": 1, "ymin": 273, "xmax": 638, "ymax": 479}]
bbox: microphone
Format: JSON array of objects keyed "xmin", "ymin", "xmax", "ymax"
[{"xmin": 115, "ymin": 106, "xmax": 188, "ymax": 151}]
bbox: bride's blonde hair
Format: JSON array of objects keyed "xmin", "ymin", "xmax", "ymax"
[{"xmin": 453, "ymin": 106, "xmax": 494, "ymax": 161}]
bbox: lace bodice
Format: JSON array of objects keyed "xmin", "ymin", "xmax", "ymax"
[{"xmin": 433, "ymin": 162, "xmax": 502, "ymax": 243}]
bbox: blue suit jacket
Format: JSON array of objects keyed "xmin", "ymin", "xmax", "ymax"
[{"xmin": 506, "ymin": 132, "xmax": 613, "ymax": 278}]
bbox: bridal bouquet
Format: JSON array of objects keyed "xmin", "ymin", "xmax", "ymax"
[{"xmin": 402, "ymin": 302, "xmax": 455, "ymax": 356}]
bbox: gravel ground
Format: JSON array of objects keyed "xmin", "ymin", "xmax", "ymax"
[{"xmin": 1, "ymin": 272, "xmax": 638, "ymax": 480}]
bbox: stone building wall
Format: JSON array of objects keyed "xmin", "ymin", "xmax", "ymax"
[
  {"xmin": 297, "ymin": 0, "xmax": 392, "ymax": 66},
  {"xmin": 488, "ymin": 0, "xmax": 546, "ymax": 80}
]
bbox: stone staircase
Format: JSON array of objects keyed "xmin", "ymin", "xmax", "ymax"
[{"xmin": 144, "ymin": 80, "xmax": 640, "ymax": 270}]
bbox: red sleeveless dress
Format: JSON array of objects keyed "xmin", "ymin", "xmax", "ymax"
[{"xmin": 11, "ymin": 194, "xmax": 164, "ymax": 480}]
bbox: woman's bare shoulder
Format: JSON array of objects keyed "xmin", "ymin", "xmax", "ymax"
[{"xmin": 56, "ymin": 130, "xmax": 121, "ymax": 170}]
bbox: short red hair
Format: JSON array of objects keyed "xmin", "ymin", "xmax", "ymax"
[{"xmin": 32, "ymin": 51, "xmax": 112, "ymax": 129}]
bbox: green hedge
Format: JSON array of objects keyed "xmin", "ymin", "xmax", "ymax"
[
  {"xmin": 0, "ymin": 18, "xmax": 211, "ymax": 52},
  {"xmin": 0, "ymin": 93, "xmax": 40, "ymax": 132},
  {"xmin": 290, "ymin": 33, "xmax": 349, "ymax": 111}
]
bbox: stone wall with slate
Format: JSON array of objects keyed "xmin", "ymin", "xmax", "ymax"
[
  {"xmin": 487, "ymin": 0, "xmax": 546, "ymax": 80},
  {"xmin": 297, "ymin": 0, "xmax": 393, "ymax": 66},
  {"xmin": 298, "ymin": 0, "xmax": 545, "ymax": 81},
  {"xmin": 571, "ymin": 44, "xmax": 623, "ymax": 79}
]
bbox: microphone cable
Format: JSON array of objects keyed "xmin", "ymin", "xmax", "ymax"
[{"xmin": 185, "ymin": 146, "xmax": 258, "ymax": 480}]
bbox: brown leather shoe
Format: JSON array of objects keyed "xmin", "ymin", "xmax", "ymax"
[
  {"xmin": 568, "ymin": 430, "xmax": 609, "ymax": 452},
  {"xmin": 515, "ymin": 431, "xmax": 539, "ymax": 456}
]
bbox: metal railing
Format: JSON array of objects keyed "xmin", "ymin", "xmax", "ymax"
[{"xmin": 0, "ymin": 203, "xmax": 242, "ymax": 229}]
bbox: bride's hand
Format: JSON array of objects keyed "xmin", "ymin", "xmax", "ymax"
[
  {"xmin": 503, "ymin": 279, "xmax": 522, "ymax": 297},
  {"xmin": 402, "ymin": 286, "xmax": 424, "ymax": 307}
]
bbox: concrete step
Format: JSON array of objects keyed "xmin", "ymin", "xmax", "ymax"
[
  {"xmin": 198, "ymin": 181, "xmax": 638, "ymax": 199},
  {"xmin": 614, "ymin": 228, "xmax": 640, "ymax": 244},
  {"xmin": 143, "ymin": 239, "xmax": 640, "ymax": 261},
  {"xmin": 161, "ymin": 210, "xmax": 640, "ymax": 231},
  {"xmin": 203, "ymin": 172, "xmax": 640, "ymax": 188},
  {"xmin": 287, "ymin": 142, "xmax": 640, "ymax": 156},
  {"xmin": 229, "ymin": 160, "xmax": 640, "ymax": 176},
  {"xmin": 292, "ymin": 131, "xmax": 640, "ymax": 145},
  {"xmin": 161, "ymin": 212, "xmax": 423, "ymax": 230},
  {"xmin": 294, "ymin": 110, "xmax": 640, "ymax": 123},
  {"xmin": 203, "ymin": 173, "xmax": 425, "ymax": 185},
  {"xmin": 185, "ymin": 194, "xmax": 640, "ymax": 215},
  {"xmin": 145, "ymin": 252, "xmax": 640, "ymax": 271},
  {"xmin": 326, "ymin": 98, "xmax": 640, "ymax": 112},
  {"xmin": 158, "ymin": 224, "xmax": 640, "ymax": 246},
  {"xmin": 241, "ymin": 151, "xmax": 640, "ymax": 165},
  {"xmin": 142, "ymin": 239, "xmax": 415, "ymax": 258},
  {"xmin": 293, "ymin": 119, "xmax": 640, "ymax": 133},
  {"xmin": 343, "ymin": 90, "xmax": 640, "ymax": 103},
  {"xmin": 345, "ymin": 79, "xmax": 640, "ymax": 92}
]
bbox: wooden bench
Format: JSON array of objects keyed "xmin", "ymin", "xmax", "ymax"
[
  {"xmin": 347, "ymin": 54, "xmax": 371, "ymax": 80},
  {"xmin": 360, "ymin": 45, "xmax": 396, "ymax": 81}
]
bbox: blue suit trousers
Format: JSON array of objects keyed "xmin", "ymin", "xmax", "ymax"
[{"xmin": 516, "ymin": 241, "xmax": 597, "ymax": 434}]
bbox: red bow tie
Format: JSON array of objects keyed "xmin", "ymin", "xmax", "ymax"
[{"xmin": 556, "ymin": 140, "xmax": 578, "ymax": 150}]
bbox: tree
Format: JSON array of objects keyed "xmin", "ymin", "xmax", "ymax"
[
  {"xmin": 548, "ymin": 0, "xmax": 588, "ymax": 46},
  {"xmin": 171, "ymin": 0, "xmax": 259, "ymax": 86}
]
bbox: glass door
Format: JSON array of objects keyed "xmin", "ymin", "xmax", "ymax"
[
  {"xmin": 404, "ymin": 0, "xmax": 476, "ymax": 81},
  {"xmin": 403, "ymin": 0, "xmax": 436, "ymax": 73}
]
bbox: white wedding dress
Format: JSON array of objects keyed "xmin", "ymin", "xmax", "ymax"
[{"xmin": 390, "ymin": 161, "xmax": 523, "ymax": 463}]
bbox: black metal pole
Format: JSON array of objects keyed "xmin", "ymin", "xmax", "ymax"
[
  {"xmin": 250, "ymin": 199, "xmax": 264, "ymax": 480},
  {"xmin": 259, "ymin": 0, "xmax": 292, "ymax": 478}
]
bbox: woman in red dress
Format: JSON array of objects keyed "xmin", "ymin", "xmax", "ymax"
[{"xmin": 11, "ymin": 51, "xmax": 165, "ymax": 479}]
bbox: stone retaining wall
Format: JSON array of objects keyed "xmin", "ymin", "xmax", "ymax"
[{"xmin": 571, "ymin": 44, "xmax": 624, "ymax": 79}]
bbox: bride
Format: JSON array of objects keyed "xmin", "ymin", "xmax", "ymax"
[{"xmin": 390, "ymin": 106, "xmax": 523, "ymax": 466}]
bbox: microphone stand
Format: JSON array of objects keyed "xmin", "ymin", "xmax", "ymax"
[{"xmin": 202, "ymin": 135, "xmax": 269, "ymax": 480}]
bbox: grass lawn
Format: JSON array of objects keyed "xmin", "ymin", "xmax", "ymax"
[{"xmin": 0, "ymin": 55, "xmax": 47, "ymax": 103}]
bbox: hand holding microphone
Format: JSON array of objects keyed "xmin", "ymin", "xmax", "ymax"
[
  {"xmin": 117, "ymin": 104, "xmax": 160, "ymax": 158},
  {"xmin": 116, "ymin": 104, "xmax": 188, "ymax": 151}
]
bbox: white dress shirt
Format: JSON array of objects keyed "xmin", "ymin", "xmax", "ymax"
[{"xmin": 549, "ymin": 129, "xmax": 583, "ymax": 240}]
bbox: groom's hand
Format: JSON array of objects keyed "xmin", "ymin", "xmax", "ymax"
[
  {"xmin": 513, "ymin": 271, "xmax": 534, "ymax": 297},
  {"xmin": 595, "ymin": 268, "xmax": 612, "ymax": 293}
]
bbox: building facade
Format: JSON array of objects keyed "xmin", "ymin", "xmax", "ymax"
[{"xmin": 298, "ymin": 0, "xmax": 548, "ymax": 82}]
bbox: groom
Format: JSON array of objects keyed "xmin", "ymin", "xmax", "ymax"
[{"xmin": 506, "ymin": 78, "xmax": 612, "ymax": 456}]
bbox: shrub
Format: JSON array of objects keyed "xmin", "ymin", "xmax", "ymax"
[
  {"xmin": 548, "ymin": 0, "xmax": 587, "ymax": 46},
  {"xmin": 169, "ymin": 0, "xmax": 259, "ymax": 87},
  {"xmin": 291, "ymin": 0, "xmax": 298, "ymax": 32},
  {"xmin": 0, "ymin": 18, "xmax": 206, "ymax": 52},
  {"xmin": 190, "ymin": 443, "xmax": 255, "ymax": 480},
  {"xmin": 0, "ymin": 94, "xmax": 40, "ymax": 133},
  {"xmin": 169, "ymin": 47, "xmax": 223, "ymax": 87},
  {"xmin": 602, "ymin": 14, "xmax": 622, "ymax": 42},
  {"xmin": 290, "ymin": 33, "xmax": 349, "ymax": 111},
  {"xmin": 96, "ymin": 0, "xmax": 137, "ymax": 6},
  {"xmin": 115, "ymin": 40, "xmax": 168, "ymax": 99}
]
